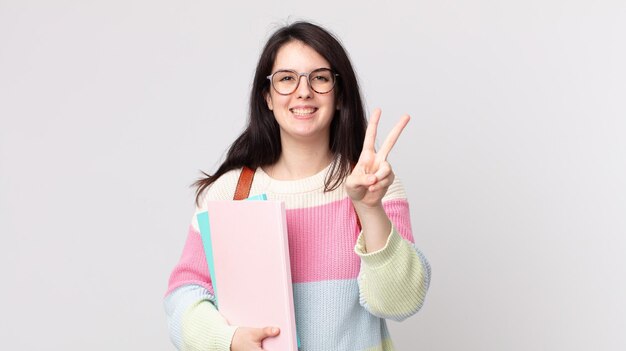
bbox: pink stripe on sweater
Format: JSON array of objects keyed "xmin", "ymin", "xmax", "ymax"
[
  {"xmin": 286, "ymin": 198, "xmax": 413, "ymax": 283},
  {"xmin": 165, "ymin": 226, "xmax": 214, "ymax": 296},
  {"xmin": 165, "ymin": 199, "xmax": 413, "ymax": 291}
]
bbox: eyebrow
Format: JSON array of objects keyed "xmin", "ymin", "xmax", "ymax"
[{"xmin": 272, "ymin": 67, "xmax": 332, "ymax": 72}]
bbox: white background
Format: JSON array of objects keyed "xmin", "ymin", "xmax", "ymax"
[{"xmin": 1, "ymin": 0, "xmax": 625, "ymax": 350}]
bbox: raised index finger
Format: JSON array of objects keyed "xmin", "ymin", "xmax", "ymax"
[
  {"xmin": 377, "ymin": 114, "xmax": 411, "ymax": 162},
  {"xmin": 363, "ymin": 108, "xmax": 382, "ymax": 152}
]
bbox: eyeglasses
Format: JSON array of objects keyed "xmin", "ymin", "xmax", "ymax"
[{"xmin": 267, "ymin": 68, "xmax": 338, "ymax": 95}]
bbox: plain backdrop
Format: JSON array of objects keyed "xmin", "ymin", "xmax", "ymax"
[{"xmin": 1, "ymin": 0, "xmax": 625, "ymax": 350}]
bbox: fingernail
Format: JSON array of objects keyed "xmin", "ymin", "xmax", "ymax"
[{"xmin": 272, "ymin": 328, "xmax": 278, "ymax": 333}]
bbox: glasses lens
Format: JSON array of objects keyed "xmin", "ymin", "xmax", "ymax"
[
  {"xmin": 309, "ymin": 69, "xmax": 335, "ymax": 94},
  {"xmin": 272, "ymin": 71, "xmax": 299, "ymax": 95}
]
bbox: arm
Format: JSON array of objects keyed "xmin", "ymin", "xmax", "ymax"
[
  {"xmin": 164, "ymin": 224, "xmax": 237, "ymax": 351},
  {"xmin": 345, "ymin": 109, "xmax": 409, "ymax": 252},
  {"xmin": 353, "ymin": 179, "xmax": 431, "ymax": 321},
  {"xmin": 164, "ymin": 170, "xmax": 279, "ymax": 350},
  {"xmin": 165, "ymin": 284, "xmax": 237, "ymax": 350},
  {"xmin": 345, "ymin": 109, "xmax": 431, "ymax": 321}
]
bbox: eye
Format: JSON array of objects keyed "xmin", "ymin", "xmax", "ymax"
[
  {"xmin": 279, "ymin": 75, "xmax": 295, "ymax": 82},
  {"xmin": 312, "ymin": 75, "xmax": 330, "ymax": 82}
]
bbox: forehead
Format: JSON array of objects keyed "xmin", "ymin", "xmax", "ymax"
[{"xmin": 272, "ymin": 40, "xmax": 331, "ymax": 71}]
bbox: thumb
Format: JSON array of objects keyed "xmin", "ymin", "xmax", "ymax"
[
  {"xmin": 257, "ymin": 326, "xmax": 280, "ymax": 340},
  {"xmin": 348, "ymin": 173, "xmax": 377, "ymax": 189}
]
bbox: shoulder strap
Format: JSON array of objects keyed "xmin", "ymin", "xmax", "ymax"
[{"xmin": 233, "ymin": 166, "xmax": 256, "ymax": 200}]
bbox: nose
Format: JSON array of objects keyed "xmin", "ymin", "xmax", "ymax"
[{"xmin": 295, "ymin": 74, "xmax": 312, "ymax": 98}]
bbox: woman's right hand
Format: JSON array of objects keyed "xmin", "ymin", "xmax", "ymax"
[{"xmin": 230, "ymin": 326, "xmax": 280, "ymax": 351}]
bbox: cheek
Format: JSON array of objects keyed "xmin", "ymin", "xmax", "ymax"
[
  {"xmin": 325, "ymin": 95, "xmax": 337, "ymax": 111},
  {"xmin": 270, "ymin": 93, "xmax": 292, "ymax": 110}
]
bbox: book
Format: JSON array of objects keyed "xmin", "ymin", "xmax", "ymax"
[{"xmin": 196, "ymin": 199, "xmax": 298, "ymax": 351}]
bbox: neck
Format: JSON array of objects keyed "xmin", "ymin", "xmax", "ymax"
[{"xmin": 266, "ymin": 135, "xmax": 333, "ymax": 180}]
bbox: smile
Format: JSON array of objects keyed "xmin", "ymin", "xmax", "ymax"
[{"xmin": 290, "ymin": 107, "xmax": 318, "ymax": 116}]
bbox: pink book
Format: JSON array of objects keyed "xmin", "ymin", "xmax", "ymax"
[{"xmin": 201, "ymin": 200, "xmax": 298, "ymax": 351}]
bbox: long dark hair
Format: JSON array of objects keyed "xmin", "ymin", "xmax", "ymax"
[{"xmin": 194, "ymin": 21, "xmax": 367, "ymax": 204}]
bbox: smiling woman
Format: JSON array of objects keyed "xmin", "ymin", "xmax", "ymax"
[
  {"xmin": 164, "ymin": 21, "xmax": 431, "ymax": 351},
  {"xmin": 265, "ymin": 41, "xmax": 337, "ymax": 163}
]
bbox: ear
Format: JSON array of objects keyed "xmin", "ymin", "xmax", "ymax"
[{"xmin": 265, "ymin": 92, "xmax": 273, "ymax": 111}]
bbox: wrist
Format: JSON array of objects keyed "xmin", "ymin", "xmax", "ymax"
[{"xmin": 351, "ymin": 200, "xmax": 384, "ymax": 215}]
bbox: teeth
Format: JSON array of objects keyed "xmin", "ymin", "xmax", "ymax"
[{"xmin": 291, "ymin": 108, "xmax": 316, "ymax": 115}]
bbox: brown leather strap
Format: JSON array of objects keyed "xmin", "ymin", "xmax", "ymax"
[{"xmin": 234, "ymin": 166, "xmax": 255, "ymax": 200}]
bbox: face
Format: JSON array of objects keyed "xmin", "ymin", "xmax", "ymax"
[{"xmin": 265, "ymin": 40, "xmax": 336, "ymax": 144}]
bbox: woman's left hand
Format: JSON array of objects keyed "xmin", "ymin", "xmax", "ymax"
[{"xmin": 345, "ymin": 108, "xmax": 410, "ymax": 208}]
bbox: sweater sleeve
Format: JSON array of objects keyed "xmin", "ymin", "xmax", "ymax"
[
  {"xmin": 164, "ymin": 284, "xmax": 238, "ymax": 350},
  {"xmin": 353, "ymin": 178, "xmax": 431, "ymax": 321},
  {"xmin": 164, "ymin": 170, "xmax": 242, "ymax": 350}
]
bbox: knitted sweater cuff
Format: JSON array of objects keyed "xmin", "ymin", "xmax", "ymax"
[
  {"xmin": 354, "ymin": 225, "xmax": 403, "ymax": 268},
  {"xmin": 182, "ymin": 300, "xmax": 238, "ymax": 351}
]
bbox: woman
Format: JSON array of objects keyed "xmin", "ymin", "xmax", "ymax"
[{"xmin": 165, "ymin": 21, "xmax": 431, "ymax": 351}]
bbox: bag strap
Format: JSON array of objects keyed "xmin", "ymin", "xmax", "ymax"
[{"xmin": 234, "ymin": 166, "xmax": 256, "ymax": 200}]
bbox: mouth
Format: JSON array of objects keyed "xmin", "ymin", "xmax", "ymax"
[{"xmin": 289, "ymin": 107, "xmax": 318, "ymax": 117}]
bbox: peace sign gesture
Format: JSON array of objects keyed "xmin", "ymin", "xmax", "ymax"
[{"xmin": 345, "ymin": 108, "xmax": 411, "ymax": 208}]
